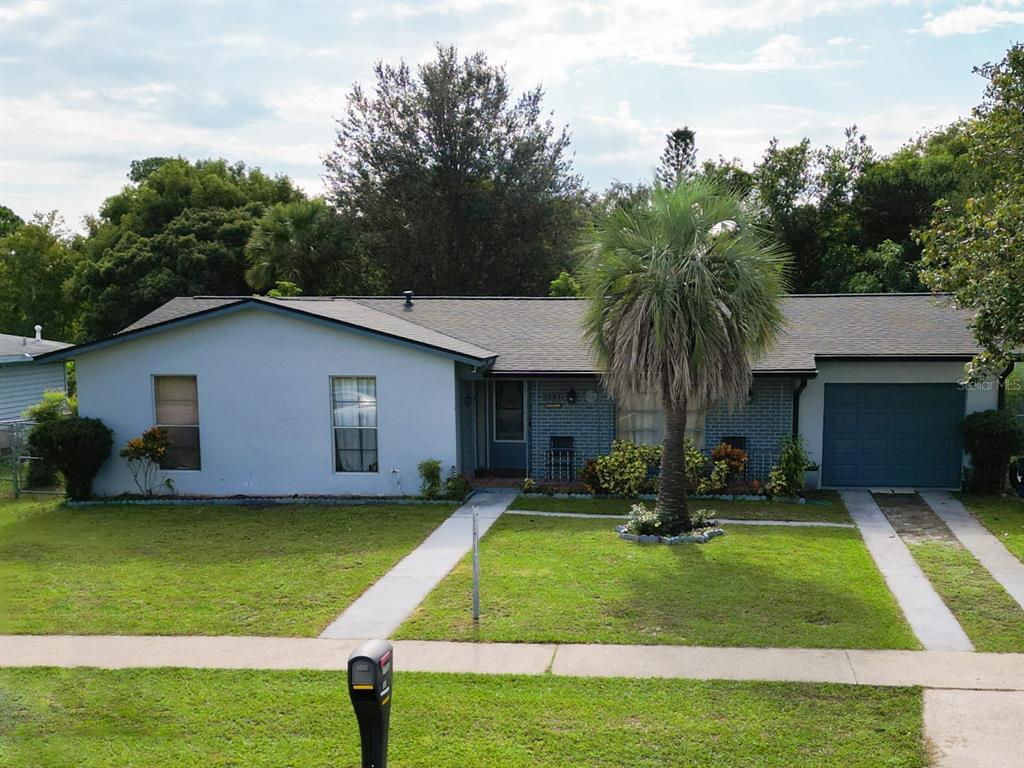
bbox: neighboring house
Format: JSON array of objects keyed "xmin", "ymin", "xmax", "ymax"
[
  {"xmin": 0, "ymin": 329, "xmax": 70, "ymax": 421},
  {"xmin": 38, "ymin": 293, "xmax": 1008, "ymax": 496}
]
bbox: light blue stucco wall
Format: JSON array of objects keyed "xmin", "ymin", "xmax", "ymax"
[{"xmin": 75, "ymin": 307, "xmax": 460, "ymax": 496}]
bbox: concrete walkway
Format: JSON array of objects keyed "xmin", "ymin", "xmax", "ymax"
[
  {"xmin": 319, "ymin": 493, "xmax": 514, "ymax": 639},
  {"xmin": 841, "ymin": 490, "xmax": 974, "ymax": 652},
  {"xmin": 3, "ymin": 635, "xmax": 1023, "ymax": 690},
  {"xmin": 919, "ymin": 490, "xmax": 1024, "ymax": 610},
  {"xmin": 925, "ymin": 689, "xmax": 1024, "ymax": 768},
  {"xmin": 506, "ymin": 509, "xmax": 854, "ymax": 527}
]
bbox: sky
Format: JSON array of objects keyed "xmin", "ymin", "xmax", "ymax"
[{"xmin": 1, "ymin": 0, "xmax": 1021, "ymax": 230}]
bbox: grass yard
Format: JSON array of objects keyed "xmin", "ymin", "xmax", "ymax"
[
  {"xmin": 908, "ymin": 541, "xmax": 1024, "ymax": 653},
  {"xmin": 0, "ymin": 496, "xmax": 451, "ymax": 636},
  {"xmin": 397, "ymin": 515, "xmax": 917, "ymax": 649},
  {"xmin": 508, "ymin": 490, "xmax": 851, "ymax": 523},
  {"xmin": 0, "ymin": 668, "xmax": 926, "ymax": 768},
  {"xmin": 958, "ymin": 494, "xmax": 1024, "ymax": 563}
]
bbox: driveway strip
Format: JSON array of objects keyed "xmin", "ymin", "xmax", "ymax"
[
  {"xmin": 919, "ymin": 490, "xmax": 1024, "ymax": 610},
  {"xmin": 3, "ymin": 635, "xmax": 1022, "ymax": 690},
  {"xmin": 842, "ymin": 490, "xmax": 974, "ymax": 651},
  {"xmin": 319, "ymin": 492, "xmax": 514, "ymax": 639}
]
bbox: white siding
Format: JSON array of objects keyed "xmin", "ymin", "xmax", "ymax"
[
  {"xmin": 0, "ymin": 362, "xmax": 66, "ymax": 420},
  {"xmin": 799, "ymin": 360, "xmax": 999, "ymax": 484},
  {"xmin": 76, "ymin": 308, "xmax": 459, "ymax": 496}
]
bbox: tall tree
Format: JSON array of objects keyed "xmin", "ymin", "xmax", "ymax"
[
  {"xmin": 70, "ymin": 158, "xmax": 302, "ymax": 339},
  {"xmin": 324, "ymin": 44, "xmax": 585, "ymax": 295},
  {"xmin": 580, "ymin": 180, "xmax": 788, "ymax": 532},
  {"xmin": 0, "ymin": 205, "xmax": 24, "ymax": 237},
  {"xmin": 244, "ymin": 198, "xmax": 381, "ymax": 295},
  {"xmin": 921, "ymin": 44, "xmax": 1024, "ymax": 378},
  {"xmin": 656, "ymin": 127, "xmax": 697, "ymax": 186},
  {"xmin": 0, "ymin": 212, "xmax": 77, "ymax": 339}
]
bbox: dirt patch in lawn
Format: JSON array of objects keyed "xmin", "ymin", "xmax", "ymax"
[{"xmin": 872, "ymin": 493, "xmax": 956, "ymax": 545}]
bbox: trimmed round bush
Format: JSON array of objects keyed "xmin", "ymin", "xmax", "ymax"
[
  {"xmin": 961, "ymin": 409, "xmax": 1024, "ymax": 493},
  {"xmin": 29, "ymin": 417, "xmax": 113, "ymax": 500}
]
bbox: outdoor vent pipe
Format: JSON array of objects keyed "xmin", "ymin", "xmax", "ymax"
[
  {"xmin": 34, "ymin": 324, "xmax": 42, "ymax": 341},
  {"xmin": 403, "ymin": 291, "xmax": 414, "ymax": 307}
]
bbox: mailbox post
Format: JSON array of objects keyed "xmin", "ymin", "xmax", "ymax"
[{"xmin": 347, "ymin": 639, "xmax": 393, "ymax": 768}]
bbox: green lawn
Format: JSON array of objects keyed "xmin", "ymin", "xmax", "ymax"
[
  {"xmin": 0, "ymin": 496, "xmax": 451, "ymax": 636},
  {"xmin": 958, "ymin": 494, "xmax": 1024, "ymax": 563},
  {"xmin": 908, "ymin": 541, "xmax": 1024, "ymax": 653},
  {"xmin": 508, "ymin": 490, "xmax": 851, "ymax": 523},
  {"xmin": 397, "ymin": 515, "xmax": 917, "ymax": 649},
  {"xmin": 0, "ymin": 668, "xmax": 926, "ymax": 768}
]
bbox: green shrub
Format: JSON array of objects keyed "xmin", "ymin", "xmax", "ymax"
[
  {"xmin": 697, "ymin": 460, "xmax": 731, "ymax": 495},
  {"xmin": 443, "ymin": 465, "xmax": 473, "ymax": 500},
  {"xmin": 590, "ymin": 440, "xmax": 661, "ymax": 497},
  {"xmin": 766, "ymin": 435, "xmax": 809, "ymax": 498},
  {"xmin": 417, "ymin": 458, "xmax": 442, "ymax": 499},
  {"xmin": 23, "ymin": 391, "xmax": 77, "ymax": 422},
  {"xmin": 23, "ymin": 392, "xmax": 78, "ymax": 488},
  {"xmin": 28, "ymin": 417, "xmax": 113, "ymax": 500},
  {"xmin": 961, "ymin": 409, "xmax": 1024, "ymax": 492},
  {"xmin": 683, "ymin": 438, "xmax": 706, "ymax": 491}
]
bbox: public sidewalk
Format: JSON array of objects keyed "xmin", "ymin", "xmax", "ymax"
[
  {"xmin": 919, "ymin": 489, "xmax": 1024, "ymax": 610},
  {"xmin": 319, "ymin": 492, "xmax": 514, "ymax": 639},
  {"xmin": 841, "ymin": 489, "xmax": 974, "ymax": 651},
  {"xmin": 3, "ymin": 635, "xmax": 1022, "ymax": 691}
]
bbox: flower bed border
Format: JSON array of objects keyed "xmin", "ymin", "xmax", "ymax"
[{"xmin": 615, "ymin": 523, "xmax": 726, "ymax": 545}]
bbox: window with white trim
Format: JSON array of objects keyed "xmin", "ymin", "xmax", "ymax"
[
  {"xmin": 616, "ymin": 395, "xmax": 705, "ymax": 448},
  {"xmin": 332, "ymin": 376, "xmax": 378, "ymax": 472},
  {"xmin": 154, "ymin": 375, "xmax": 201, "ymax": 470}
]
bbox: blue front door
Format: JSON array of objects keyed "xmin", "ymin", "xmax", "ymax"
[
  {"xmin": 488, "ymin": 380, "xmax": 527, "ymax": 471},
  {"xmin": 822, "ymin": 383, "xmax": 965, "ymax": 487}
]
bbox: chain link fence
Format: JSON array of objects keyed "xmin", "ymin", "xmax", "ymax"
[{"xmin": 0, "ymin": 420, "xmax": 63, "ymax": 498}]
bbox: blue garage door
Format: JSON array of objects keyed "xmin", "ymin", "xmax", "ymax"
[{"xmin": 822, "ymin": 384, "xmax": 965, "ymax": 488}]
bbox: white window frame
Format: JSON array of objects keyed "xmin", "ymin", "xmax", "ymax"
[
  {"xmin": 330, "ymin": 375, "xmax": 380, "ymax": 474},
  {"xmin": 492, "ymin": 379, "xmax": 527, "ymax": 443},
  {"xmin": 152, "ymin": 374, "xmax": 201, "ymax": 472}
]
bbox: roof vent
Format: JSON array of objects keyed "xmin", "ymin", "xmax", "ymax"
[
  {"xmin": 403, "ymin": 290, "xmax": 414, "ymax": 308},
  {"xmin": 34, "ymin": 324, "xmax": 42, "ymax": 341}
]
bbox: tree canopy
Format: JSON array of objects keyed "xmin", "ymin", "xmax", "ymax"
[
  {"xmin": 325, "ymin": 44, "xmax": 585, "ymax": 295},
  {"xmin": 920, "ymin": 44, "xmax": 1024, "ymax": 377},
  {"xmin": 70, "ymin": 158, "xmax": 302, "ymax": 339}
]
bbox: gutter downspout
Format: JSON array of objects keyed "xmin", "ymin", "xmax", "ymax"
[{"xmin": 792, "ymin": 377, "xmax": 808, "ymax": 437}]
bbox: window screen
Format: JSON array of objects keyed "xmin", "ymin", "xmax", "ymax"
[
  {"xmin": 332, "ymin": 377, "xmax": 379, "ymax": 472},
  {"xmin": 154, "ymin": 375, "xmax": 201, "ymax": 470}
]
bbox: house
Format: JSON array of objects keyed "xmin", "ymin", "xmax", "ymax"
[
  {"xmin": 0, "ymin": 328, "xmax": 70, "ymax": 422},
  {"xmin": 37, "ymin": 293, "xmax": 1008, "ymax": 497}
]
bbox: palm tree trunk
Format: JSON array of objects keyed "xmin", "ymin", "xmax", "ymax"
[{"xmin": 659, "ymin": 403, "xmax": 692, "ymax": 533}]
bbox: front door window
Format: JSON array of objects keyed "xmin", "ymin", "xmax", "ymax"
[{"xmin": 494, "ymin": 381, "xmax": 525, "ymax": 442}]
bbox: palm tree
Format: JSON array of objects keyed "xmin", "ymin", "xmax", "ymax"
[
  {"xmin": 580, "ymin": 178, "xmax": 788, "ymax": 532},
  {"xmin": 245, "ymin": 198, "xmax": 360, "ymax": 295}
]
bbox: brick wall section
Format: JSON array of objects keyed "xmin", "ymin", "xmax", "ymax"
[
  {"xmin": 704, "ymin": 377, "xmax": 797, "ymax": 480},
  {"xmin": 529, "ymin": 379, "xmax": 616, "ymax": 480}
]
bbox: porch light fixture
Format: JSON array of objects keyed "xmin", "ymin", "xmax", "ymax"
[{"xmin": 566, "ymin": 387, "xmax": 577, "ymax": 405}]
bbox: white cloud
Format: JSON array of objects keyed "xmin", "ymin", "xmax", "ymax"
[
  {"xmin": 694, "ymin": 34, "xmax": 862, "ymax": 71},
  {"xmin": 0, "ymin": 0, "xmax": 50, "ymax": 23},
  {"xmin": 827, "ymin": 35, "xmax": 853, "ymax": 46},
  {"xmin": 923, "ymin": 3, "xmax": 1024, "ymax": 37}
]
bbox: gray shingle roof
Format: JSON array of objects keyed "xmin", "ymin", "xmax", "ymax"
[
  {"xmin": 0, "ymin": 332, "xmax": 70, "ymax": 363},
  {"xmin": 121, "ymin": 296, "xmax": 497, "ymax": 362},
  {"xmin": 110, "ymin": 293, "xmax": 981, "ymax": 375}
]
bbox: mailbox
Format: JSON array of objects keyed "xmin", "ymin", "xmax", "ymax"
[{"xmin": 347, "ymin": 639, "xmax": 393, "ymax": 768}]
